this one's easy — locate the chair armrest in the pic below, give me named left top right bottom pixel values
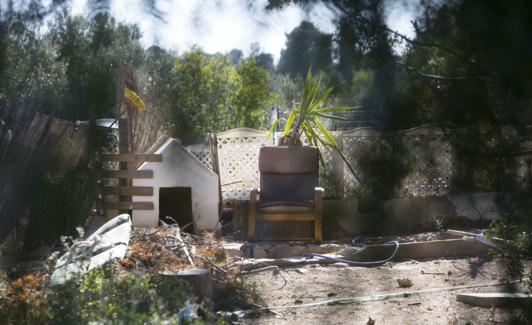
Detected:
left=249, top=188, right=260, bottom=202
left=314, top=187, right=323, bottom=202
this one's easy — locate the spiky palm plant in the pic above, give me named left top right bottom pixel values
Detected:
left=268, top=69, right=356, bottom=149
left=268, top=69, right=363, bottom=183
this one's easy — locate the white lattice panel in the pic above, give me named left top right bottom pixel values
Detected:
left=342, top=127, right=453, bottom=198
left=217, top=128, right=272, bottom=200
left=342, top=128, right=377, bottom=197
left=195, top=126, right=465, bottom=201
left=186, top=144, right=212, bottom=171
left=400, top=127, right=452, bottom=197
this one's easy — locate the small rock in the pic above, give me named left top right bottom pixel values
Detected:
left=295, top=268, right=308, bottom=274
left=294, top=299, right=303, bottom=304
left=367, top=317, right=375, bottom=325
left=332, top=262, right=349, bottom=268
left=447, top=270, right=452, bottom=276
left=397, top=278, right=413, bottom=288
left=240, top=243, right=254, bottom=258
left=269, top=245, right=304, bottom=258
left=223, top=243, right=244, bottom=257
left=253, top=246, right=268, bottom=259
left=327, top=292, right=337, bottom=297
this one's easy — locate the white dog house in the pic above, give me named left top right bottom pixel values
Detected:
left=132, top=138, right=219, bottom=233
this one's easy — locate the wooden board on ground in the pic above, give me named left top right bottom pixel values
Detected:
left=101, top=170, right=153, bottom=179
left=102, top=153, right=162, bottom=162
left=457, top=292, right=532, bottom=308
left=103, top=186, right=153, bottom=196
left=351, top=239, right=490, bottom=262
left=104, top=202, right=154, bottom=210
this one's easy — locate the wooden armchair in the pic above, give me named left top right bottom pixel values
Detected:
left=247, top=146, right=323, bottom=242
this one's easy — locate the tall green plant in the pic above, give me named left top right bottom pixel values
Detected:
left=268, top=69, right=357, bottom=148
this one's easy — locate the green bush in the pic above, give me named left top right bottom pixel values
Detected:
left=1, top=263, right=208, bottom=324
left=23, top=161, right=96, bottom=251
left=49, top=265, right=198, bottom=324
left=353, top=137, right=411, bottom=212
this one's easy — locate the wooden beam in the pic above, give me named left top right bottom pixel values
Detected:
left=101, top=170, right=153, bottom=179
left=254, top=237, right=316, bottom=241
left=256, top=214, right=316, bottom=221
left=457, top=292, right=532, bottom=308
left=102, top=153, right=162, bottom=162
left=104, top=202, right=153, bottom=210
left=103, top=186, right=153, bottom=196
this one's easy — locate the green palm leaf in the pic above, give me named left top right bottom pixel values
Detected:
left=313, top=117, right=339, bottom=149
left=284, top=111, right=296, bottom=135
left=266, top=117, right=280, bottom=140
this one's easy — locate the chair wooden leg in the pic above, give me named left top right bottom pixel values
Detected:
left=248, top=189, right=258, bottom=241
left=315, top=213, right=322, bottom=242
left=314, top=189, right=322, bottom=242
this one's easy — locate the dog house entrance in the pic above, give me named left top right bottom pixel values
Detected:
left=159, top=187, right=193, bottom=230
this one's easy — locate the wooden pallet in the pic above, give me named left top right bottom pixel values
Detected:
left=99, top=153, right=161, bottom=212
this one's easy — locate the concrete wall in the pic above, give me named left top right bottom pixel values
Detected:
left=132, top=138, right=220, bottom=232
left=382, top=193, right=503, bottom=223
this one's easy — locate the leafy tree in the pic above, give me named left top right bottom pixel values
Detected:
left=228, top=48, right=243, bottom=65
left=234, top=57, right=275, bottom=129
left=277, top=21, right=333, bottom=77
left=166, top=48, right=274, bottom=143
left=167, top=47, right=238, bottom=142
left=255, top=52, right=274, bottom=71
left=334, top=17, right=362, bottom=82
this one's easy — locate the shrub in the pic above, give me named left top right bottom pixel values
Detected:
left=353, top=137, right=411, bottom=211
left=0, top=263, right=207, bottom=324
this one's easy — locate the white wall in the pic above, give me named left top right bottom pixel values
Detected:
left=132, top=138, right=220, bottom=232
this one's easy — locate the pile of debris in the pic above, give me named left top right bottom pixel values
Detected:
left=49, top=214, right=236, bottom=287
left=122, top=221, right=228, bottom=275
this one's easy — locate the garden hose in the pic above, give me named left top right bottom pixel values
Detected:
left=304, top=240, right=400, bottom=266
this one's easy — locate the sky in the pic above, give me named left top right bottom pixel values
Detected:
left=38, top=0, right=421, bottom=61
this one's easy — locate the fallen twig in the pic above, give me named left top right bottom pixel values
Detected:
left=239, top=266, right=279, bottom=276
left=167, top=232, right=195, bottom=266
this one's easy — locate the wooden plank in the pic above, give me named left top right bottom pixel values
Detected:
left=101, top=170, right=153, bottom=179
left=256, top=214, right=316, bottom=221
left=457, top=292, right=532, bottom=308
left=103, top=186, right=153, bottom=196
left=254, top=237, right=315, bottom=241
left=101, top=153, right=162, bottom=162
left=104, top=202, right=153, bottom=210
left=350, top=239, right=490, bottom=262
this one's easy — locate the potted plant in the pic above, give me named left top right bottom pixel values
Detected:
left=268, top=70, right=353, bottom=148
left=267, top=70, right=361, bottom=183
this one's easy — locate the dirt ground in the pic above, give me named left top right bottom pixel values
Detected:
left=241, top=257, right=531, bottom=324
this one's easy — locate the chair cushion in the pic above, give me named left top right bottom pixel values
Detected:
left=260, top=173, right=318, bottom=201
